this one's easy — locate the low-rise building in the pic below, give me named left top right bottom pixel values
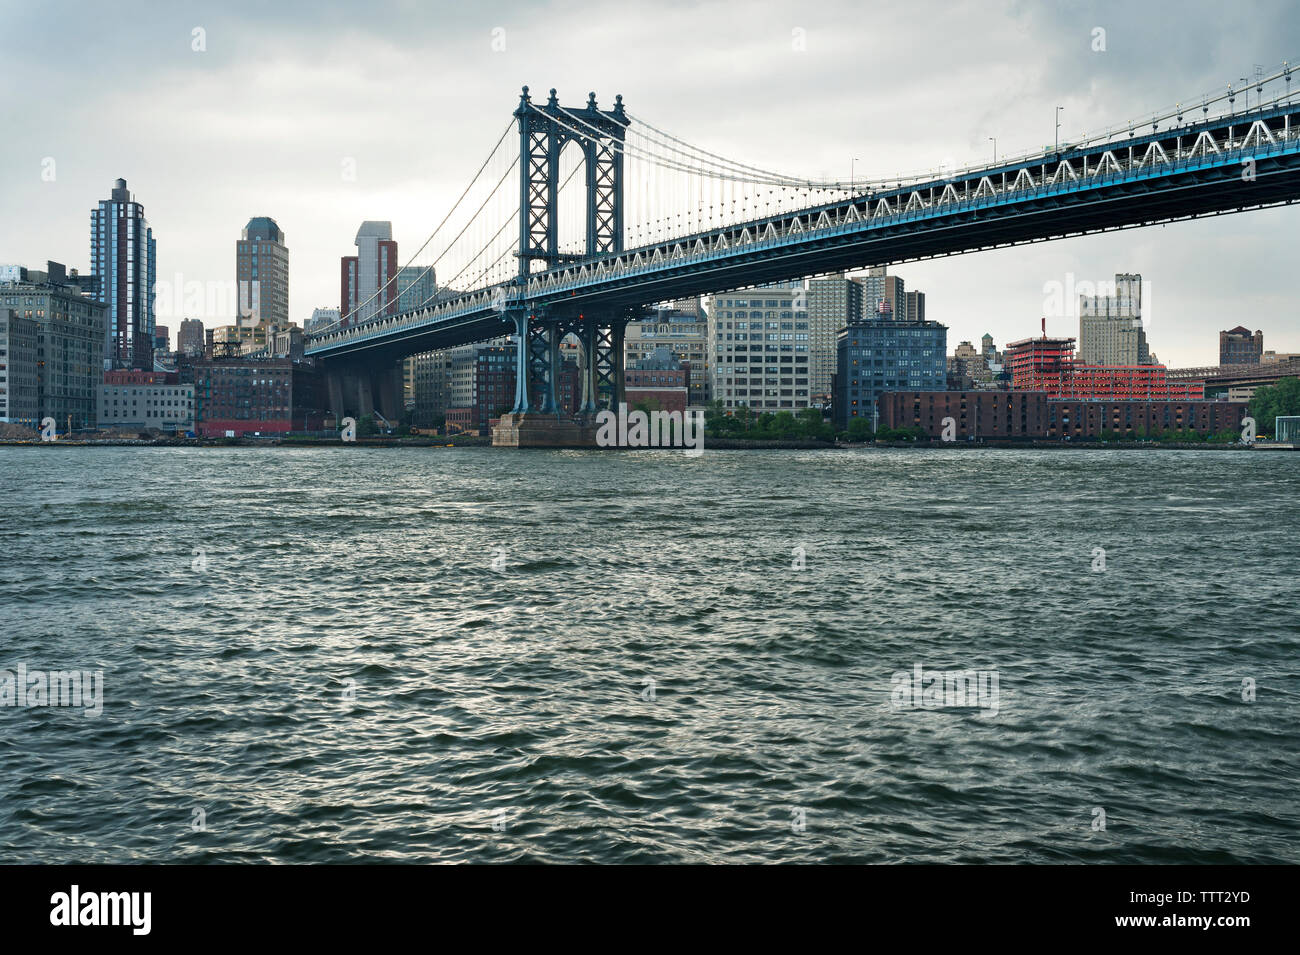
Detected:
left=100, top=369, right=194, bottom=432
left=627, top=303, right=710, bottom=406
left=1005, top=332, right=1201, bottom=400
left=193, top=357, right=325, bottom=436
left=626, top=347, right=689, bottom=416
left=880, top=390, right=1247, bottom=440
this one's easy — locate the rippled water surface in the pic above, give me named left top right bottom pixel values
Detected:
left=1, top=446, right=1297, bottom=863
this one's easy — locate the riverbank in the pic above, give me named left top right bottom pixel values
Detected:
left=2, top=436, right=1288, bottom=450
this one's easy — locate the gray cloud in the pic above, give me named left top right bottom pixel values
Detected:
left=1, top=0, right=1296, bottom=364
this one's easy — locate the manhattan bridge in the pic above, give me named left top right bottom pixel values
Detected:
left=306, top=64, right=1300, bottom=437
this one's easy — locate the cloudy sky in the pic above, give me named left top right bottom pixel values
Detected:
left=1, top=0, right=1297, bottom=366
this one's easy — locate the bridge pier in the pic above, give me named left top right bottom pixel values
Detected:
left=509, top=310, right=531, bottom=414
left=528, top=319, right=561, bottom=415
left=579, top=321, right=599, bottom=413
left=592, top=316, right=627, bottom=410
left=376, top=365, right=404, bottom=423
left=356, top=373, right=375, bottom=419
left=327, top=373, right=345, bottom=424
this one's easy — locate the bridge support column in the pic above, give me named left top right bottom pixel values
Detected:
left=327, top=371, right=346, bottom=422
left=542, top=322, right=562, bottom=415
left=579, top=321, right=599, bottom=413
left=609, top=321, right=626, bottom=410
left=509, top=310, right=531, bottom=414
left=357, top=373, right=375, bottom=419
left=594, top=316, right=628, bottom=410
left=377, top=365, right=403, bottom=422
left=527, top=312, right=560, bottom=414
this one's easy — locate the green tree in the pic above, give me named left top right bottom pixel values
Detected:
left=770, top=410, right=797, bottom=439
left=631, top=397, right=663, bottom=415
left=845, top=416, right=873, bottom=441
left=1249, top=377, right=1300, bottom=437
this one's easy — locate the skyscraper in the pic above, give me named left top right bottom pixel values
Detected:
left=90, top=178, right=156, bottom=370
left=855, top=266, right=904, bottom=318
left=236, top=216, right=289, bottom=328
left=341, top=221, right=398, bottom=325
left=1078, top=273, right=1149, bottom=366
left=807, top=275, right=863, bottom=400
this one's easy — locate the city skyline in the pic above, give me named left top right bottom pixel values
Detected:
left=2, top=0, right=1298, bottom=367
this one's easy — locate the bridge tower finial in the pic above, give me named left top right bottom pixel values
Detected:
left=516, top=84, right=626, bottom=280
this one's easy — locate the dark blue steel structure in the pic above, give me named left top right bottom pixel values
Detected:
left=309, top=83, right=1300, bottom=423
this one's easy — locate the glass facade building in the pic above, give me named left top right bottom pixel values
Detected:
left=90, top=179, right=156, bottom=370
left=836, top=310, right=948, bottom=428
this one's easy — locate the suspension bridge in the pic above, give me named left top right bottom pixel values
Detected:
left=306, top=65, right=1300, bottom=443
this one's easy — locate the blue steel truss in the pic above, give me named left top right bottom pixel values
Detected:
left=308, top=95, right=1300, bottom=419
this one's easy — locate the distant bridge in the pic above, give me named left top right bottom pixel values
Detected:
left=306, top=66, right=1300, bottom=423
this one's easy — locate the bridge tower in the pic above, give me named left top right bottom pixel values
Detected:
left=508, top=87, right=630, bottom=417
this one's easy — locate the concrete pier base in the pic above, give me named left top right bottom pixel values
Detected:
left=492, top=413, right=599, bottom=448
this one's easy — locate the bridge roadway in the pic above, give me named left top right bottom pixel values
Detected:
left=309, top=100, right=1300, bottom=370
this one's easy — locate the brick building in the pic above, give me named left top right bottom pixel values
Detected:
left=880, top=391, right=1246, bottom=440
left=193, top=357, right=325, bottom=436
left=1005, top=332, right=1202, bottom=400
left=1219, top=326, right=1264, bottom=365
left=626, top=347, right=689, bottom=416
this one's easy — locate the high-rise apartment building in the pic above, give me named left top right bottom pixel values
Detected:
left=855, top=266, right=905, bottom=318
left=1078, top=273, right=1149, bottom=366
left=708, top=286, right=813, bottom=411
left=904, top=290, right=926, bottom=324
left=341, top=222, right=398, bottom=326
left=236, top=217, right=289, bottom=328
left=395, top=266, right=436, bottom=313
left=807, top=275, right=863, bottom=400
left=1219, top=326, right=1263, bottom=365
left=90, top=179, right=156, bottom=370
